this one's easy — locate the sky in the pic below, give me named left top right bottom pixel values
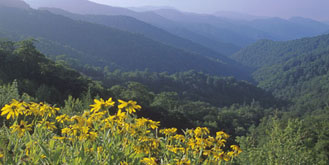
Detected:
left=90, top=0, right=329, bottom=21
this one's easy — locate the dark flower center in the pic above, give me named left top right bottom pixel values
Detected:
left=20, top=124, right=25, bottom=129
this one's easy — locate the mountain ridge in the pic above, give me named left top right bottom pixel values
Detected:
left=0, top=6, right=252, bottom=80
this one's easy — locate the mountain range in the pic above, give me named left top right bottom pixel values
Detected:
left=24, top=0, right=329, bottom=53
left=39, top=7, right=239, bottom=58
left=2, top=0, right=329, bottom=84
left=0, top=3, right=251, bottom=80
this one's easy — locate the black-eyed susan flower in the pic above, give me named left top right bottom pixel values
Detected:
left=1, top=99, right=24, bottom=120
left=194, top=127, right=210, bottom=137
left=118, top=100, right=141, bottom=114
left=90, top=99, right=106, bottom=113
left=10, top=120, right=32, bottom=137
left=216, top=131, right=230, bottom=139
left=230, top=145, right=242, bottom=155
left=38, top=119, right=57, bottom=131
left=160, top=128, right=177, bottom=135
left=56, top=114, right=70, bottom=124
left=90, top=98, right=115, bottom=113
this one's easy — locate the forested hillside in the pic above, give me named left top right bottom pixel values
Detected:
left=233, top=34, right=329, bottom=109
left=232, top=34, right=329, bottom=68
left=40, top=7, right=240, bottom=57
left=26, top=0, right=329, bottom=55
left=0, top=6, right=251, bottom=80
left=0, top=40, right=93, bottom=103
left=0, top=39, right=283, bottom=138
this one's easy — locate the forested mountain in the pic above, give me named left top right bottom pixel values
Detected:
left=0, top=39, right=281, bottom=134
left=232, top=34, right=329, bottom=68
left=26, top=0, right=242, bottom=55
left=96, top=70, right=280, bottom=108
left=153, top=9, right=329, bottom=44
left=26, top=0, right=329, bottom=55
left=0, top=40, right=93, bottom=103
left=233, top=34, right=329, bottom=108
left=0, top=6, right=251, bottom=80
left=151, top=9, right=272, bottom=47
left=246, top=17, right=329, bottom=41
left=39, top=7, right=239, bottom=57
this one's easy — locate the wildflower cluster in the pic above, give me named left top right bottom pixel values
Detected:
left=0, top=98, right=241, bottom=164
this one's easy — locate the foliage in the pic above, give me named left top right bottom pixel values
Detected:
left=0, top=40, right=94, bottom=104
left=0, top=98, right=241, bottom=164
left=233, top=34, right=329, bottom=109
left=236, top=113, right=329, bottom=164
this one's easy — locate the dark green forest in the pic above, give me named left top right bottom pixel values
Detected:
left=1, top=37, right=328, bottom=164
left=0, top=1, right=329, bottom=164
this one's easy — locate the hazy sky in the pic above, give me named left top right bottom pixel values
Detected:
left=90, top=0, right=329, bottom=21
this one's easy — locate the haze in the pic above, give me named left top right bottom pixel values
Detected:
left=88, top=0, right=329, bottom=21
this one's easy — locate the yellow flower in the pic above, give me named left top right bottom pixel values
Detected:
left=203, top=150, right=211, bottom=156
left=173, top=134, right=185, bottom=142
left=62, top=127, right=73, bottom=135
left=118, top=100, right=141, bottom=114
left=90, top=98, right=105, bottom=113
left=116, top=109, right=127, bottom=120
left=97, top=146, right=103, bottom=153
left=174, top=158, right=191, bottom=165
left=216, top=131, right=230, bottom=139
left=90, top=98, right=115, bottom=113
left=53, top=136, right=66, bottom=140
left=1, top=99, right=24, bottom=120
left=41, top=154, right=47, bottom=159
left=120, top=161, right=128, bottom=165
left=39, top=103, right=59, bottom=117
left=168, top=146, right=185, bottom=154
left=160, top=128, right=177, bottom=135
left=140, top=157, right=157, bottom=165
left=88, top=131, right=98, bottom=141
left=187, top=139, right=196, bottom=150
left=194, top=127, right=210, bottom=137
left=147, top=120, right=160, bottom=130
left=38, top=119, right=57, bottom=131
left=230, top=145, right=242, bottom=155
left=10, top=120, right=32, bottom=137
left=105, top=97, right=115, bottom=107
left=23, top=102, right=39, bottom=116
left=56, top=114, right=70, bottom=124
left=89, top=111, right=107, bottom=121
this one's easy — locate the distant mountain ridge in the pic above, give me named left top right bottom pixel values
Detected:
left=39, top=7, right=240, bottom=57
left=24, top=0, right=329, bottom=51
left=0, top=0, right=30, bottom=9
left=0, top=6, right=252, bottom=80
left=246, top=17, right=329, bottom=41
left=213, top=11, right=267, bottom=21
left=24, top=0, right=244, bottom=54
